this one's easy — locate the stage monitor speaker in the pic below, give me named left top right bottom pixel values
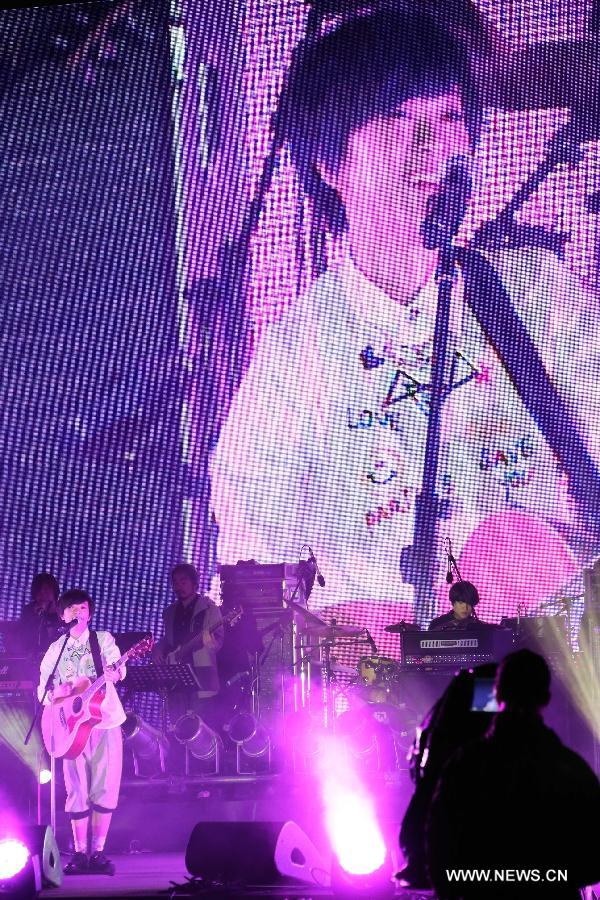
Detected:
left=24, top=825, right=63, bottom=888
left=185, top=820, right=329, bottom=886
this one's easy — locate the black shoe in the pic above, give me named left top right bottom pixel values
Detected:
left=88, top=851, right=115, bottom=876
left=64, top=851, right=89, bottom=874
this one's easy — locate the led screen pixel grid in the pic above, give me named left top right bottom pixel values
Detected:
left=0, top=0, right=182, bottom=638
left=0, top=0, right=599, bottom=668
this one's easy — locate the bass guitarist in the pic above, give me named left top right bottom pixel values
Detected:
left=37, top=588, right=126, bottom=876
left=153, top=563, right=224, bottom=730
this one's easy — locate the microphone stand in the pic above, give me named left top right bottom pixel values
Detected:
left=405, top=117, right=590, bottom=626
left=472, top=119, right=586, bottom=253
left=449, top=552, right=463, bottom=583
left=24, top=629, right=71, bottom=838
left=402, top=161, right=471, bottom=626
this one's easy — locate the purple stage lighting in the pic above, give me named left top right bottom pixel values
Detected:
left=0, top=838, right=30, bottom=881
left=317, top=736, right=387, bottom=878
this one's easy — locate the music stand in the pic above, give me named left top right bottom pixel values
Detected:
left=124, top=664, right=200, bottom=732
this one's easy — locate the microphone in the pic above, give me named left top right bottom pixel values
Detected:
left=307, top=545, right=325, bottom=588
left=421, top=154, right=472, bottom=250
left=55, top=619, right=79, bottom=634
left=445, top=538, right=454, bottom=585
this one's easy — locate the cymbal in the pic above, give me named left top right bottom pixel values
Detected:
left=384, top=621, right=409, bottom=634
left=306, top=622, right=364, bottom=639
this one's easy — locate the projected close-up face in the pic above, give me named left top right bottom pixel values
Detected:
left=327, top=89, right=472, bottom=238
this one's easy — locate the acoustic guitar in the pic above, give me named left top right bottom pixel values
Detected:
left=41, top=635, right=153, bottom=759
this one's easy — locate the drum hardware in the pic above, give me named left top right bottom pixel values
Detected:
left=385, top=620, right=410, bottom=634
left=305, top=622, right=364, bottom=639
left=329, top=657, right=357, bottom=676
left=357, top=655, right=400, bottom=685
left=312, top=628, right=381, bottom=729
left=336, top=701, right=415, bottom=772
left=349, top=654, right=403, bottom=709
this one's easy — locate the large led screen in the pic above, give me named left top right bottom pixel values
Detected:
left=1, top=0, right=600, bottom=666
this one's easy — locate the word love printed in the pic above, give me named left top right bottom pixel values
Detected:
left=347, top=407, right=403, bottom=433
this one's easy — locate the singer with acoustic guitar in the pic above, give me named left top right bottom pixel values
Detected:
left=153, top=563, right=224, bottom=731
left=38, top=588, right=126, bottom=876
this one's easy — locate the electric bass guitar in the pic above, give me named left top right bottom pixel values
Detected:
left=41, top=635, right=154, bottom=759
left=165, top=606, right=242, bottom=664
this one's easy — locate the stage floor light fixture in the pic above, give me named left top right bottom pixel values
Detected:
left=122, top=712, right=168, bottom=777
left=0, top=837, right=40, bottom=898
left=174, top=713, right=222, bottom=774
left=225, top=712, right=271, bottom=773
left=0, top=840, right=29, bottom=882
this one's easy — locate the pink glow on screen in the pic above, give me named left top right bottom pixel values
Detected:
left=435, top=510, right=579, bottom=618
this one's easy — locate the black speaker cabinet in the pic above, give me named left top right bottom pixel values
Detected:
left=185, top=820, right=329, bottom=887
left=185, top=821, right=283, bottom=884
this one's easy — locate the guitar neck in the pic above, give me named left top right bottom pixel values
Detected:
left=174, top=610, right=231, bottom=658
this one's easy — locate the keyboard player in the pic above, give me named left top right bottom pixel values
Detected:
left=428, top=581, right=494, bottom=632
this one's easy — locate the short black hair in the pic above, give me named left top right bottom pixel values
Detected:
left=31, top=572, right=60, bottom=600
left=59, top=588, right=95, bottom=618
left=449, top=580, right=480, bottom=607
left=171, top=563, right=199, bottom=587
left=495, top=649, right=551, bottom=711
left=280, top=7, right=483, bottom=234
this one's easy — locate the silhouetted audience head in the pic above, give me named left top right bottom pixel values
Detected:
left=495, top=648, right=551, bottom=712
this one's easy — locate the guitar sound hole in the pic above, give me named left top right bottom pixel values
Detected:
left=72, top=697, right=82, bottom=715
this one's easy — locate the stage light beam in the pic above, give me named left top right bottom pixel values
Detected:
left=316, top=735, right=387, bottom=878
left=0, top=838, right=29, bottom=881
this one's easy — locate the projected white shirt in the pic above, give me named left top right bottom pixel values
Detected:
left=209, top=251, right=600, bottom=619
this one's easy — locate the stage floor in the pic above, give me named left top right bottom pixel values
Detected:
left=40, top=852, right=188, bottom=898
left=38, top=850, right=431, bottom=898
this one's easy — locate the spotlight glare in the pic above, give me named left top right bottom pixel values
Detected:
left=39, top=769, right=52, bottom=785
left=0, top=838, right=29, bottom=880
left=328, top=791, right=387, bottom=876
left=317, top=736, right=387, bottom=878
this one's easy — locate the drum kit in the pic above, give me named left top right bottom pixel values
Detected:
left=292, top=603, right=409, bottom=731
